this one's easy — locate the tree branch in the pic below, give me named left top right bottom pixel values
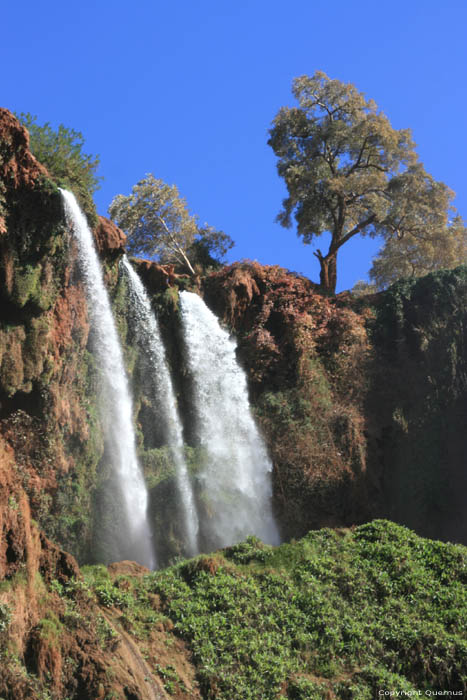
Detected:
left=313, top=248, right=324, bottom=262
left=334, top=214, right=377, bottom=251
left=345, top=137, right=369, bottom=176
left=157, top=215, right=195, bottom=274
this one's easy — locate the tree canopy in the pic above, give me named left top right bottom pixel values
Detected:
left=268, top=72, right=454, bottom=293
left=108, top=174, right=233, bottom=274
left=369, top=215, right=467, bottom=289
left=17, top=112, right=102, bottom=222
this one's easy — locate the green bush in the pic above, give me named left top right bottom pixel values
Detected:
left=16, top=112, right=102, bottom=224
left=144, top=520, right=466, bottom=699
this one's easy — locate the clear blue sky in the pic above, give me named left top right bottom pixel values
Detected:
left=4, top=1, right=467, bottom=291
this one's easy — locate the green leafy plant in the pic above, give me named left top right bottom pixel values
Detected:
left=16, top=112, right=101, bottom=224
left=144, top=521, right=466, bottom=699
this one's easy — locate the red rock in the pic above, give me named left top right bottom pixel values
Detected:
left=135, top=258, right=188, bottom=291
left=0, top=108, right=48, bottom=188
left=93, top=216, right=126, bottom=257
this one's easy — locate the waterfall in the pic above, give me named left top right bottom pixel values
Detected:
left=60, top=190, right=154, bottom=568
left=179, top=291, right=280, bottom=550
left=121, top=257, right=199, bottom=556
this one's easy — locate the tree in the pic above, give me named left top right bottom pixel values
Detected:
left=16, top=112, right=102, bottom=221
left=351, top=279, right=377, bottom=297
left=369, top=215, right=467, bottom=289
left=109, top=174, right=233, bottom=274
left=187, top=224, right=234, bottom=270
left=268, top=72, right=453, bottom=293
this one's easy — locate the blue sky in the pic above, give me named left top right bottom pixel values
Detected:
left=4, top=1, right=467, bottom=291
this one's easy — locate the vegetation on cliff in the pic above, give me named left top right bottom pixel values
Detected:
left=16, top=113, right=101, bottom=225
left=1, top=520, right=464, bottom=699
left=149, top=521, right=466, bottom=698
left=367, top=265, right=467, bottom=543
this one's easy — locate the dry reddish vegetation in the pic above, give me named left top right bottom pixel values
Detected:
left=203, top=262, right=376, bottom=538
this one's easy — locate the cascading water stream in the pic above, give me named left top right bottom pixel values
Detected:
left=179, top=291, right=280, bottom=550
left=121, top=257, right=199, bottom=556
left=60, top=190, right=154, bottom=568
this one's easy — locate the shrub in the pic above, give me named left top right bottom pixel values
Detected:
left=16, top=112, right=102, bottom=224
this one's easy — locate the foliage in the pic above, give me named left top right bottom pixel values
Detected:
left=155, top=663, right=188, bottom=695
left=37, top=612, right=63, bottom=648
left=0, top=603, right=12, bottom=634
left=268, top=71, right=454, bottom=293
left=3, top=520, right=464, bottom=698
left=140, top=520, right=467, bottom=699
left=187, top=224, right=234, bottom=270
left=81, top=565, right=165, bottom=641
left=370, top=214, right=467, bottom=289
left=109, top=174, right=233, bottom=274
left=16, top=112, right=101, bottom=223
left=366, top=266, right=467, bottom=539
left=351, top=279, right=378, bottom=297
left=223, top=535, right=274, bottom=565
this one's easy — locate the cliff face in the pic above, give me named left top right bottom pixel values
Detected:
left=1, top=107, right=467, bottom=697
left=366, top=269, right=467, bottom=543
left=0, top=109, right=185, bottom=700
left=2, top=106, right=466, bottom=552
left=125, top=242, right=467, bottom=553
left=202, top=263, right=374, bottom=539
left=200, top=262, right=467, bottom=546
left=0, top=107, right=103, bottom=564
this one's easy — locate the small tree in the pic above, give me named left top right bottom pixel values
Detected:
left=370, top=215, right=467, bottom=289
left=109, top=174, right=233, bottom=274
left=17, top=112, right=102, bottom=221
left=187, top=224, right=234, bottom=270
left=268, top=72, right=453, bottom=293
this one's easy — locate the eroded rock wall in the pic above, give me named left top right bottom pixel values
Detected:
left=202, top=262, right=375, bottom=539
left=0, top=110, right=131, bottom=563
left=366, top=268, right=467, bottom=544
left=201, top=262, right=467, bottom=546
left=0, top=109, right=177, bottom=700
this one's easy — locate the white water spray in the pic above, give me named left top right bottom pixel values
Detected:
left=179, top=291, right=280, bottom=549
left=61, top=190, right=154, bottom=568
left=121, top=257, right=199, bottom=556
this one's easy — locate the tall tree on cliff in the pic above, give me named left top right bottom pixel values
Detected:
left=268, top=72, right=453, bottom=293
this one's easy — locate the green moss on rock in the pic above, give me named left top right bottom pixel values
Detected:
left=366, top=265, right=467, bottom=543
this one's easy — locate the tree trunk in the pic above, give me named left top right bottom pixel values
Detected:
left=318, top=253, right=337, bottom=294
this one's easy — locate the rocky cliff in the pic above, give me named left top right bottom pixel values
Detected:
left=201, top=262, right=467, bottom=547
left=0, top=108, right=466, bottom=697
